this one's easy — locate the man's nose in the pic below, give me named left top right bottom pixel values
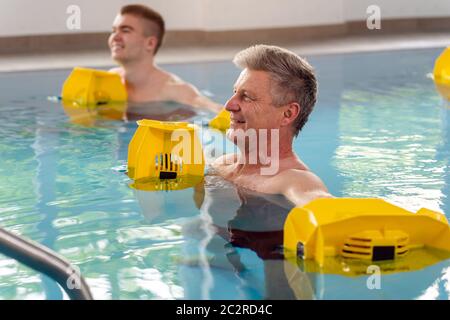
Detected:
left=111, top=32, right=121, bottom=42
left=225, top=95, right=240, bottom=112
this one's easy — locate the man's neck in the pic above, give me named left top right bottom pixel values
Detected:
left=120, top=58, right=158, bottom=88
left=233, top=127, right=292, bottom=167
left=235, top=138, right=297, bottom=176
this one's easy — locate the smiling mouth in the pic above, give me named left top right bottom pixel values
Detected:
left=111, top=44, right=124, bottom=50
left=232, top=119, right=246, bottom=124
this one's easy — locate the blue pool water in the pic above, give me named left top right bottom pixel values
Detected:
left=0, top=47, right=449, bottom=299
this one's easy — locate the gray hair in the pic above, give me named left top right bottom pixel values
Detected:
left=233, top=45, right=317, bottom=136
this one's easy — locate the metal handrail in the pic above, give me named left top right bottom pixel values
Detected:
left=0, top=227, right=93, bottom=300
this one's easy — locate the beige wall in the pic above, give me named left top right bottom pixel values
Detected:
left=343, top=0, right=450, bottom=20
left=201, top=0, right=344, bottom=30
left=0, top=0, right=202, bottom=36
left=0, top=0, right=449, bottom=37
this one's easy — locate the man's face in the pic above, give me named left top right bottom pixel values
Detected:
left=109, top=14, right=153, bottom=63
left=225, top=69, right=285, bottom=143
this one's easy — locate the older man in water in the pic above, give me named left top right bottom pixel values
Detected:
left=108, top=4, right=222, bottom=114
left=212, top=45, right=332, bottom=207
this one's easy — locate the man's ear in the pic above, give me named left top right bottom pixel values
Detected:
left=146, top=36, right=158, bottom=53
left=281, top=102, right=300, bottom=127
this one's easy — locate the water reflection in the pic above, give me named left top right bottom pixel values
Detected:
left=126, top=101, right=198, bottom=122
left=173, top=171, right=308, bottom=299
left=1, top=49, right=450, bottom=299
left=334, top=73, right=448, bottom=214
left=61, top=100, right=201, bottom=127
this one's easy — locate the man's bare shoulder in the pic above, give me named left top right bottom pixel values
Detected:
left=271, top=168, right=329, bottom=193
left=158, top=71, right=221, bottom=112
left=160, top=71, right=198, bottom=92
left=164, top=71, right=183, bottom=83
left=270, top=169, right=332, bottom=206
left=163, top=75, right=219, bottom=111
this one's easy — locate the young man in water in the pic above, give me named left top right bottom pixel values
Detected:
left=108, top=4, right=222, bottom=113
left=212, top=45, right=332, bottom=207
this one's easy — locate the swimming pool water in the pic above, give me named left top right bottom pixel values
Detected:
left=0, top=47, right=449, bottom=299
